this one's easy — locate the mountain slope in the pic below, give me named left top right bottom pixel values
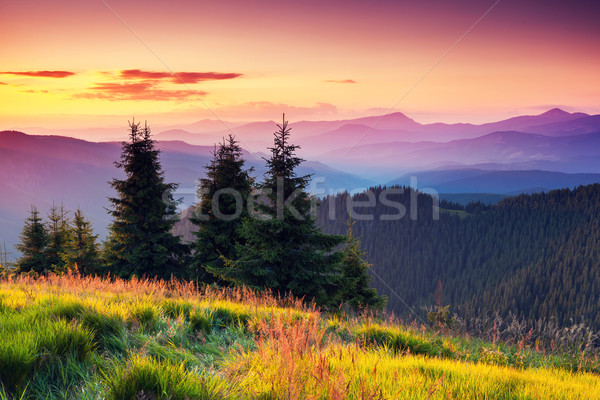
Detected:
left=318, top=184, right=600, bottom=330
left=2, top=274, right=598, bottom=399
left=0, top=131, right=374, bottom=257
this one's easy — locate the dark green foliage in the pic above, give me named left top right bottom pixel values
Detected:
left=339, top=221, right=386, bottom=311
left=104, top=120, right=186, bottom=279
left=318, top=184, right=600, bottom=330
left=61, top=208, right=100, bottom=275
left=45, top=202, right=71, bottom=274
left=16, top=205, right=50, bottom=274
left=16, top=205, right=100, bottom=276
left=221, top=116, right=344, bottom=307
left=190, top=135, right=254, bottom=283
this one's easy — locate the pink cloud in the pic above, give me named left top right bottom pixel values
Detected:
left=325, top=79, right=357, bottom=84
left=74, top=81, right=207, bottom=101
left=1, top=71, right=75, bottom=78
left=119, top=69, right=242, bottom=84
left=172, top=72, right=242, bottom=84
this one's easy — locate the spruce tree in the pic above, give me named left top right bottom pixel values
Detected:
left=45, top=202, right=71, bottom=274
left=16, top=205, right=50, bottom=274
left=221, top=115, right=344, bottom=306
left=105, top=120, right=186, bottom=279
left=61, top=208, right=99, bottom=275
left=190, top=135, right=254, bottom=283
left=339, top=221, right=386, bottom=311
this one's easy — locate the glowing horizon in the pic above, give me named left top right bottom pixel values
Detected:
left=1, top=0, right=599, bottom=134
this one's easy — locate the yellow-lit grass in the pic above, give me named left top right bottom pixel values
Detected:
left=0, top=272, right=306, bottom=307
left=3, top=274, right=600, bottom=399
left=0, top=273, right=320, bottom=360
left=226, top=313, right=600, bottom=400
left=0, top=273, right=318, bottom=331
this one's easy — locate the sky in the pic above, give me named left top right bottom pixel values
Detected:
left=0, top=0, right=599, bottom=134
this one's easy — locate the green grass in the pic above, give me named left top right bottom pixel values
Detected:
left=0, top=274, right=598, bottom=399
left=104, top=355, right=224, bottom=400
left=0, top=331, right=36, bottom=394
left=355, top=322, right=452, bottom=357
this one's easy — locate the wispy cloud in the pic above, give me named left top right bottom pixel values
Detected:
left=0, top=71, right=75, bottom=78
left=74, top=81, right=206, bottom=101
left=72, top=68, right=241, bottom=101
left=22, top=89, right=49, bottom=94
left=0, top=82, right=7, bottom=85
left=324, top=79, right=357, bottom=84
left=119, top=69, right=242, bottom=84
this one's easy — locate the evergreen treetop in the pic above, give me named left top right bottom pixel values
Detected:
left=16, top=205, right=50, bottom=274
left=61, top=208, right=99, bottom=275
left=105, top=120, right=186, bottom=279
left=220, top=115, right=345, bottom=307
left=45, top=202, right=71, bottom=274
left=190, top=134, right=254, bottom=282
left=339, top=220, right=386, bottom=311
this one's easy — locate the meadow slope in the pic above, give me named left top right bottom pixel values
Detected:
left=0, top=274, right=598, bottom=399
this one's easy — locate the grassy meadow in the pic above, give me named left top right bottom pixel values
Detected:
left=0, top=273, right=598, bottom=399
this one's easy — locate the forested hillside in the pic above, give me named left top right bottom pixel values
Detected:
left=318, top=184, right=600, bottom=330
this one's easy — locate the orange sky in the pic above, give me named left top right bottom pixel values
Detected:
left=1, top=0, right=599, bottom=134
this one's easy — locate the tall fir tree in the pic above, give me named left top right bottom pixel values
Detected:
left=221, top=115, right=344, bottom=306
left=190, top=135, right=254, bottom=283
left=60, top=208, right=99, bottom=275
left=45, top=202, right=71, bottom=274
left=16, top=205, right=50, bottom=274
left=104, top=120, right=186, bottom=279
left=339, top=220, right=386, bottom=311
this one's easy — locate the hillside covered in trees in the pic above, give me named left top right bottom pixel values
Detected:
left=318, top=184, right=600, bottom=330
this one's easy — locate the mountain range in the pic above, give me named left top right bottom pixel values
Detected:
left=2, top=107, right=600, bottom=259
left=150, top=108, right=600, bottom=181
left=0, top=131, right=374, bottom=257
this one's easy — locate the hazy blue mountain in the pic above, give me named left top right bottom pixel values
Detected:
left=388, top=169, right=600, bottom=194
left=322, top=130, right=600, bottom=180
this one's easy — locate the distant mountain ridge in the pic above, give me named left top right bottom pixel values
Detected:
left=0, top=130, right=375, bottom=259
left=321, top=129, right=600, bottom=180
left=388, top=169, right=600, bottom=194
left=2, top=108, right=600, bottom=258
left=154, top=108, right=594, bottom=155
